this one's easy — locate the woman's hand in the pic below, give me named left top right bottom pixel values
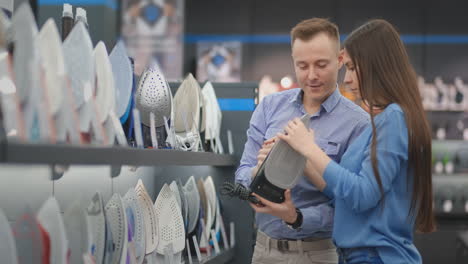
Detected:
left=276, top=118, right=316, bottom=158
left=277, top=118, right=331, bottom=190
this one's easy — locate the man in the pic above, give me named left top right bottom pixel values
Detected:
left=235, top=18, right=369, bottom=264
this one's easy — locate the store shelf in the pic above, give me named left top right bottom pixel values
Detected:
left=432, top=139, right=468, bottom=143
left=169, top=81, right=258, bottom=93
left=436, top=212, right=468, bottom=219
left=433, top=174, right=468, bottom=185
left=199, top=248, right=235, bottom=264
left=426, top=109, right=465, bottom=113
left=433, top=173, right=468, bottom=177
left=433, top=140, right=468, bottom=150
left=0, top=141, right=237, bottom=166
left=435, top=213, right=468, bottom=226
left=433, top=140, right=468, bottom=155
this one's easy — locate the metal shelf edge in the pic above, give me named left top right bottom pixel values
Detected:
left=1, top=142, right=237, bottom=167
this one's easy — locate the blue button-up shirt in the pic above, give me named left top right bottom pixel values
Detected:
left=235, top=87, right=369, bottom=240
left=323, top=104, right=422, bottom=263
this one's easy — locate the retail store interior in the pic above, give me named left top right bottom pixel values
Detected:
left=0, top=0, right=467, bottom=263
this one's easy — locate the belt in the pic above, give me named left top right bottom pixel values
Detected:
left=256, top=231, right=335, bottom=252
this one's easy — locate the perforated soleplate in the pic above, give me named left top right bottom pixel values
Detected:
left=105, top=193, right=128, bottom=264
left=64, top=201, right=90, bottom=264
left=36, top=197, right=68, bottom=264
left=0, top=209, right=18, bottom=264
left=123, top=188, right=146, bottom=264
left=135, top=60, right=172, bottom=127
left=135, top=179, right=158, bottom=254
left=11, top=3, right=38, bottom=104
left=154, top=184, right=185, bottom=254
left=86, top=192, right=106, bottom=264
left=184, top=176, right=200, bottom=234
left=109, top=40, right=133, bottom=119
left=265, top=114, right=311, bottom=189
left=94, top=41, right=115, bottom=123
left=63, top=22, right=95, bottom=109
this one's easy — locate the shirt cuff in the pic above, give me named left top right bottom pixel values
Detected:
left=236, top=167, right=254, bottom=187
left=323, top=160, right=342, bottom=198
left=245, top=167, right=254, bottom=186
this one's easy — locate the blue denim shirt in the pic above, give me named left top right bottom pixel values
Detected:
left=235, top=87, right=369, bottom=239
left=324, top=104, right=422, bottom=263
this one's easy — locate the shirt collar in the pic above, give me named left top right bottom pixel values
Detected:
left=290, top=84, right=342, bottom=113
left=289, top=89, right=304, bottom=104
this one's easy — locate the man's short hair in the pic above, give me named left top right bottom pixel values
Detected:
left=290, top=18, right=340, bottom=50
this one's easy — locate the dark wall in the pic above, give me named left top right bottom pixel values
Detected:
left=33, top=0, right=468, bottom=84
left=185, top=0, right=468, bottom=84
left=37, top=5, right=118, bottom=49
left=32, top=0, right=468, bottom=84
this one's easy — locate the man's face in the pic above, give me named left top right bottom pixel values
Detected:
left=292, top=33, right=342, bottom=104
left=342, top=49, right=360, bottom=99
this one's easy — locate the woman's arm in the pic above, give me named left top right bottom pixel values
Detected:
left=278, top=111, right=408, bottom=212
left=276, top=118, right=331, bottom=190
left=302, top=145, right=331, bottom=191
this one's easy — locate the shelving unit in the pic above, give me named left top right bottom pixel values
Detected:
left=0, top=140, right=238, bottom=264
left=433, top=139, right=468, bottom=148
left=426, top=110, right=466, bottom=113
left=0, top=141, right=237, bottom=167
left=432, top=174, right=468, bottom=180
left=427, top=110, right=468, bottom=140
left=436, top=212, right=468, bottom=221
left=0, top=81, right=246, bottom=263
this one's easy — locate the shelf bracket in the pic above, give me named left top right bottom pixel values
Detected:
left=50, top=164, right=68, bottom=181
left=110, top=165, right=122, bottom=178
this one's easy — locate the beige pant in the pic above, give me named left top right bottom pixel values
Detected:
left=251, top=237, right=338, bottom=264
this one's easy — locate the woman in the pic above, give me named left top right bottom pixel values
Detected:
left=276, top=19, right=436, bottom=263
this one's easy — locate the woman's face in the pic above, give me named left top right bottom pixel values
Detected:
left=343, top=49, right=383, bottom=114
left=342, top=49, right=360, bottom=99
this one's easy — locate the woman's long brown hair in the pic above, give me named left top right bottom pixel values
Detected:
left=344, top=19, right=436, bottom=233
